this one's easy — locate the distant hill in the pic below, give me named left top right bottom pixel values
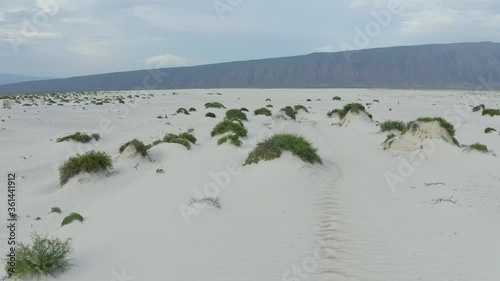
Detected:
left=0, top=42, right=499, bottom=94
left=0, top=73, right=55, bottom=86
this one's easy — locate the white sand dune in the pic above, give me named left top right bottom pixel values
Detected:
left=0, top=89, right=499, bottom=281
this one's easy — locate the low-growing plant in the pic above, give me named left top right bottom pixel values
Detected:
left=485, top=127, right=497, bottom=134
left=482, top=109, right=500, bottom=117
left=189, top=197, right=221, bottom=209
left=468, top=143, right=489, bottom=152
left=163, top=132, right=197, bottom=149
left=332, top=96, right=341, bottom=101
left=266, top=104, right=273, bottom=108
left=57, top=132, right=99, bottom=143
left=254, top=108, right=272, bottom=116
left=176, top=108, right=189, bottom=115
left=206, top=112, right=216, bottom=118
left=280, top=106, right=297, bottom=120
left=189, top=107, right=197, bottom=112
left=59, top=150, right=113, bottom=186
left=380, top=120, right=406, bottom=132
left=119, top=139, right=149, bottom=157
left=244, top=134, right=321, bottom=165
left=5, top=233, right=73, bottom=279
left=205, top=102, right=225, bottom=109
left=294, top=104, right=308, bottom=113
left=61, top=213, right=84, bottom=227
left=178, top=132, right=197, bottom=144
left=217, top=134, right=242, bottom=147
left=240, top=107, right=249, bottom=112
left=327, top=109, right=340, bottom=118
left=415, top=117, right=456, bottom=136
left=225, top=109, right=248, bottom=121
left=472, top=104, right=485, bottom=112
left=211, top=120, right=248, bottom=138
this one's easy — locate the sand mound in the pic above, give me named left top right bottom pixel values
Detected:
left=2, top=100, right=12, bottom=109
left=117, top=144, right=142, bottom=160
left=384, top=121, right=457, bottom=152
left=339, top=110, right=374, bottom=127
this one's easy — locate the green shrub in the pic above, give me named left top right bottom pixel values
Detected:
left=57, top=132, right=99, bottom=143
left=380, top=120, right=406, bottom=132
left=337, top=103, right=367, bottom=119
left=266, top=104, right=273, bottom=108
left=294, top=105, right=309, bottom=113
left=59, top=150, right=112, bottom=186
left=266, top=98, right=271, bottom=101
left=254, top=108, right=272, bottom=117
left=327, top=109, right=340, bottom=118
left=119, top=139, right=149, bottom=157
left=205, top=102, right=225, bottom=109
left=225, top=109, right=248, bottom=121
left=240, top=107, right=249, bottom=112
left=482, top=109, right=500, bottom=116
left=485, top=127, right=497, bottom=134
left=332, top=96, right=341, bottom=101
left=280, top=106, right=297, bottom=120
left=205, top=112, right=216, bottom=118
left=217, top=134, right=242, bottom=147
left=61, top=213, right=84, bottom=227
left=178, top=132, right=197, bottom=144
left=373, top=99, right=380, bottom=103
left=189, top=107, right=197, bottom=112
left=469, top=143, right=489, bottom=152
left=472, top=104, right=485, bottom=112
left=176, top=108, right=189, bottom=115
left=162, top=132, right=197, bottom=149
left=211, top=120, right=248, bottom=138
left=244, top=134, right=321, bottom=165
left=5, top=233, right=73, bottom=279
left=415, top=117, right=456, bottom=136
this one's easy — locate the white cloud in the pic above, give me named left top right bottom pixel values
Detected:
left=144, top=54, right=196, bottom=68
left=69, top=38, right=111, bottom=57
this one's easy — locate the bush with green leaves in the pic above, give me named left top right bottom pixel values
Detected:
left=205, top=112, right=216, bottom=118
left=482, top=109, right=500, bottom=117
left=225, top=109, right=248, bottom=121
left=240, top=107, right=249, bottom=112
left=332, top=96, right=341, bottom=101
left=266, top=104, right=273, bottom=108
left=294, top=105, right=308, bottom=113
left=162, top=132, right=197, bottom=149
left=380, top=120, right=406, bottom=132
left=468, top=143, right=489, bottom=152
left=205, top=102, right=225, bottom=109
left=472, top=104, right=485, bottom=112
left=211, top=120, right=248, bottom=138
left=61, top=213, right=84, bottom=227
left=334, top=103, right=370, bottom=119
left=415, top=117, right=456, bottom=137
left=217, top=134, right=242, bottom=147
left=280, top=106, right=297, bottom=120
left=176, top=108, right=189, bottom=115
left=485, top=127, right=497, bottom=134
left=119, top=139, right=149, bottom=157
left=5, top=233, right=73, bottom=279
left=254, top=108, right=272, bottom=117
left=189, top=107, right=197, bottom=112
left=59, top=150, right=112, bottom=186
left=244, top=134, right=321, bottom=165
left=57, top=132, right=100, bottom=143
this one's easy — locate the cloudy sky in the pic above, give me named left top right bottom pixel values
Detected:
left=1, top=0, right=499, bottom=78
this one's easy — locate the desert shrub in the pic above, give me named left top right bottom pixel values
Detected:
left=485, top=127, right=497, bottom=134
left=189, top=197, right=221, bottom=209
left=59, top=150, right=112, bottom=186
left=5, top=233, right=73, bottom=279
left=211, top=120, right=248, bottom=138
left=327, top=109, right=340, bottom=118
left=118, top=98, right=125, bottom=104
left=240, top=107, right=249, bottom=112
left=217, top=134, right=242, bottom=147
left=415, top=117, right=456, bottom=136
left=266, top=98, right=271, bottom=101
left=280, top=106, right=297, bottom=120
left=468, top=143, right=489, bottom=152
left=332, top=96, right=341, bottom=101
left=119, top=139, right=149, bottom=157
left=380, top=120, right=406, bottom=132
left=225, top=109, right=248, bottom=121
left=57, top=132, right=100, bottom=143
left=373, top=99, right=380, bottom=103
left=205, top=102, right=225, bottom=109
left=178, top=132, right=197, bottom=144
left=254, top=108, right=272, bottom=116
left=306, top=99, right=311, bottom=102
left=162, top=132, right=197, bottom=149
left=189, top=107, right=197, bottom=112
left=244, top=134, right=321, bottom=165
left=176, top=108, right=189, bottom=115
left=266, top=104, right=273, bottom=108
left=294, top=104, right=309, bottom=113
left=61, top=213, right=84, bottom=227
left=338, top=103, right=367, bottom=119
left=482, top=109, right=500, bottom=117
left=472, top=104, right=485, bottom=112
left=205, top=112, right=216, bottom=118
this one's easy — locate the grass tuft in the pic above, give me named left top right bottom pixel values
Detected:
left=217, top=134, right=242, bottom=147
left=415, top=117, right=456, bottom=136
left=485, top=127, right=497, bottom=134
left=61, top=213, right=84, bottom=227
left=57, top=132, right=100, bottom=143
left=225, top=109, right=248, bottom=121
left=482, top=108, right=500, bottom=117
left=119, top=139, right=149, bottom=157
left=468, top=143, right=489, bottom=152
left=205, top=102, right=225, bottom=109
left=211, top=120, right=248, bottom=138
left=205, top=112, right=216, bottom=118
left=380, top=120, right=406, bottom=132
left=244, top=134, right=321, bottom=165
left=176, top=108, right=189, bottom=115
left=59, top=151, right=112, bottom=186
left=254, top=108, right=272, bottom=116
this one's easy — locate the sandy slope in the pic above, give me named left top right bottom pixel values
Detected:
left=0, top=89, right=499, bottom=281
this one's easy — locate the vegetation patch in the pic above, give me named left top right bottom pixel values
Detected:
left=482, top=109, right=500, bottom=117
left=205, top=112, right=216, bottom=118
left=240, top=107, right=249, bottom=112
left=176, top=108, right=189, bottom=115
left=61, top=213, right=84, bottom=227
left=5, top=233, right=73, bottom=279
left=485, top=127, right=497, bottom=134
left=59, top=150, right=112, bottom=186
left=189, top=197, right=221, bottom=209
left=225, top=109, right=248, bottom=121
left=189, top=107, right=197, bottom=112
left=211, top=120, right=248, bottom=138
left=332, top=96, right=342, bottom=101
left=205, top=102, right=225, bottom=109
left=119, top=139, right=149, bottom=157
left=266, top=104, right=273, bottom=108
left=380, top=120, right=406, bottom=132
left=472, top=104, right=485, bottom=112
left=217, top=134, right=242, bottom=147
left=280, top=106, right=297, bottom=120
left=161, top=132, right=197, bottom=149
left=468, top=143, right=489, bottom=153
left=244, top=134, right=321, bottom=165
left=57, top=132, right=100, bottom=143
left=254, top=108, right=272, bottom=117
left=294, top=105, right=309, bottom=113
left=415, top=117, right=456, bottom=137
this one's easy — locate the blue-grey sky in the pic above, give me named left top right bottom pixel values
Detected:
left=1, top=0, right=499, bottom=78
